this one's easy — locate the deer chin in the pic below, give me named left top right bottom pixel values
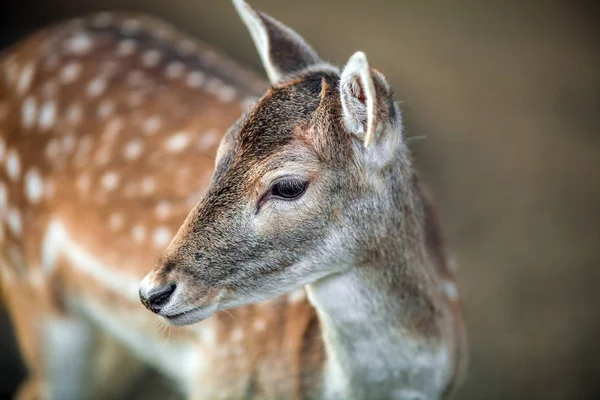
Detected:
left=161, top=301, right=220, bottom=326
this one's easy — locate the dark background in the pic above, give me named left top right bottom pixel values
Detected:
left=1, top=1, right=599, bottom=399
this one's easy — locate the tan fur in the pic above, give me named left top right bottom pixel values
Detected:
left=0, top=5, right=465, bottom=399
left=0, top=12, right=325, bottom=399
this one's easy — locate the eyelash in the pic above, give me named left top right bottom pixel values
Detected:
left=270, top=179, right=308, bottom=200
left=257, top=177, right=308, bottom=212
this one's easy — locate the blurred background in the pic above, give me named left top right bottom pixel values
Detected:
left=1, top=0, right=599, bottom=399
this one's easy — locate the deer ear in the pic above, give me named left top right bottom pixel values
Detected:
left=233, top=0, right=322, bottom=84
left=340, top=52, right=396, bottom=148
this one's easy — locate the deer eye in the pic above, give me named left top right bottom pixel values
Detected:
left=270, top=178, right=308, bottom=200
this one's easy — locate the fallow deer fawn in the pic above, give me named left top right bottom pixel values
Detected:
left=0, top=1, right=466, bottom=399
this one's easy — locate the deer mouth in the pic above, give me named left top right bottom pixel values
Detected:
left=162, top=301, right=220, bottom=326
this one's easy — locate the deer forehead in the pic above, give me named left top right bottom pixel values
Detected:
left=221, top=75, right=348, bottom=172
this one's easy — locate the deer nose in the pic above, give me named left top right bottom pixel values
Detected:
left=140, top=283, right=176, bottom=313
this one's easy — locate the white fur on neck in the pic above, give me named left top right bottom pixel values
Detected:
left=306, top=266, right=451, bottom=399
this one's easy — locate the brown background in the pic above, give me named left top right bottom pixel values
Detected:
left=1, top=0, right=599, bottom=399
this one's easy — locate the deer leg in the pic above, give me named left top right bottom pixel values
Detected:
left=2, top=270, right=144, bottom=400
left=2, top=271, right=50, bottom=400
left=13, top=377, right=42, bottom=400
left=86, top=331, right=148, bottom=400
left=2, top=274, right=96, bottom=400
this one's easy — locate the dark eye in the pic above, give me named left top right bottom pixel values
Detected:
left=270, top=178, right=308, bottom=200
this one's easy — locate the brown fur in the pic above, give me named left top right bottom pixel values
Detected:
left=0, top=12, right=325, bottom=399
left=1, top=4, right=466, bottom=399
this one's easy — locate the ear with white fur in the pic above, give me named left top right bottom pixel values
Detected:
left=233, top=0, right=322, bottom=84
left=340, top=51, right=398, bottom=149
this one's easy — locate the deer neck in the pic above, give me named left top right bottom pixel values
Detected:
left=306, top=170, right=452, bottom=399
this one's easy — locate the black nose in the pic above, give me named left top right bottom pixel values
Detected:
left=141, top=283, right=176, bottom=313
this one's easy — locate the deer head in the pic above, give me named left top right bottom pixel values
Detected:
left=139, top=0, right=406, bottom=325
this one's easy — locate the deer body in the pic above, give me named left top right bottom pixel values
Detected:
left=0, top=2, right=466, bottom=399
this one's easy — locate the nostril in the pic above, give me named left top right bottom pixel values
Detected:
left=145, top=283, right=176, bottom=313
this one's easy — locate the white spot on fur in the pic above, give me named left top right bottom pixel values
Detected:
left=253, top=319, right=266, bottom=332
left=217, top=85, right=236, bottom=102
left=140, top=177, right=155, bottom=195
left=117, top=40, right=137, bottom=56
left=186, top=71, right=205, bottom=88
left=123, top=139, right=144, bottom=160
left=153, top=226, right=172, bottom=248
left=141, top=49, right=162, bottom=68
left=165, top=62, right=184, bottom=79
left=38, top=100, right=57, bottom=130
left=132, top=225, right=147, bottom=243
left=25, top=168, right=43, bottom=204
left=155, top=201, right=171, bottom=220
left=108, top=212, right=125, bottom=231
left=17, top=63, right=35, bottom=95
left=101, top=172, right=120, bottom=191
left=7, top=207, right=22, bottom=236
left=231, top=328, right=243, bottom=343
left=207, top=79, right=236, bottom=102
left=65, top=34, right=93, bottom=54
left=6, top=149, right=21, bottom=181
left=143, top=116, right=162, bottom=135
left=21, top=96, right=37, bottom=129
left=66, top=103, right=83, bottom=125
left=87, top=77, right=107, bottom=98
left=60, top=62, right=81, bottom=83
left=60, top=134, right=74, bottom=154
left=97, top=100, right=115, bottom=119
left=164, top=132, right=190, bottom=153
